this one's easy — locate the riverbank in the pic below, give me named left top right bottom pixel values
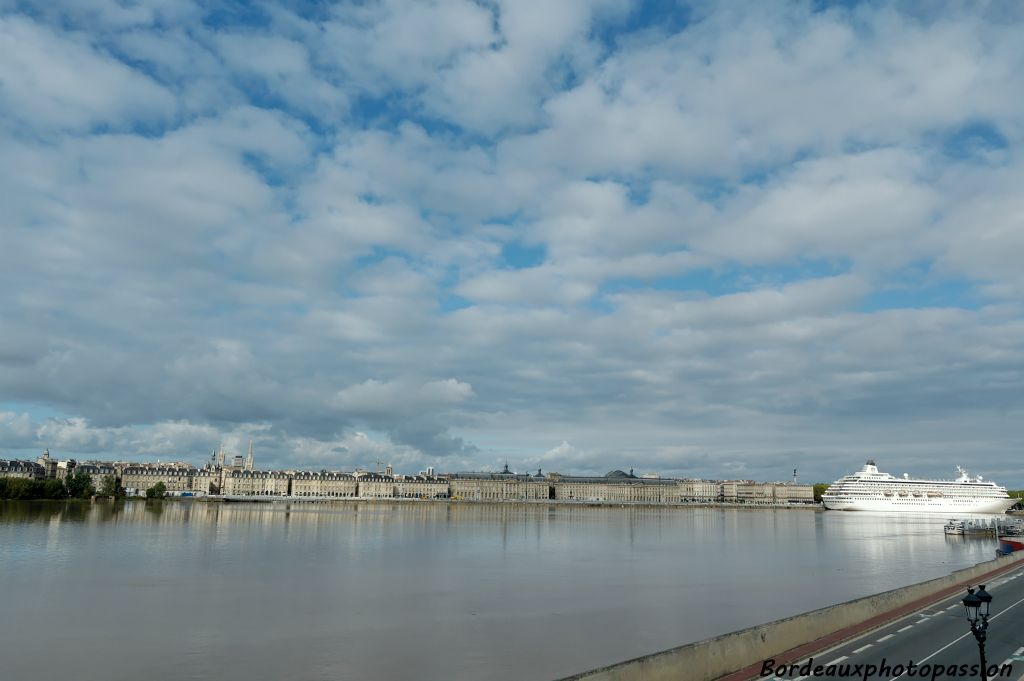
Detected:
left=208, top=494, right=821, bottom=509
left=132, top=495, right=823, bottom=511
left=558, top=552, right=1024, bottom=681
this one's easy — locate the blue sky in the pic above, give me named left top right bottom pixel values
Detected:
left=1, top=0, right=1023, bottom=485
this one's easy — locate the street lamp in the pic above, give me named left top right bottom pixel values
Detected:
left=963, top=585, right=992, bottom=680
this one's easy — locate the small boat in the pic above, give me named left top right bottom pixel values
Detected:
left=944, top=518, right=995, bottom=536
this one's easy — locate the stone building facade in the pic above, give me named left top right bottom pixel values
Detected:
left=75, top=463, right=118, bottom=491
left=394, top=476, right=448, bottom=499
left=3, top=449, right=816, bottom=506
left=222, top=470, right=291, bottom=496
left=121, top=464, right=201, bottom=495
left=0, top=460, right=45, bottom=479
left=548, top=471, right=678, bottom=503
left=736, top=482, right=776, bottom=504
left=290, top=471, right=358, bottom=497
left=356, top=473, right=395, bottom=498
left=678, top=479, right=721, bottom=501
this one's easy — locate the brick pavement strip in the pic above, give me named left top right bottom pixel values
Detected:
left=716, top=559, right=1024, bottom=681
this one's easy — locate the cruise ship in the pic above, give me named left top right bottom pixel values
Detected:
left=821, top=461, right=1016, bottom=513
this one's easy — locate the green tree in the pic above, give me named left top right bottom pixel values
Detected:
left=65, top=470, right=96, bottom=499
left=43, top=478, right=68, bottom=499
left=99, top=475, right=123, bottom=499
left=0, top=477, right=65, bottom=500
left=4, top=478, right=44, bottom=499
left=145, top=481, right=167, bottom=499
left=813, top=483, right=830, bottom=502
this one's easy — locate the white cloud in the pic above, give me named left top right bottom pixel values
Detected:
left=424, top=0, right=628, bottom=133
left=0, top=15, right=176, bottom=132
left=700, top=150, right=939, bottom=266
left=334, top=378, right=475, bottom=415
left=2, top=1, right=1024, bottom=485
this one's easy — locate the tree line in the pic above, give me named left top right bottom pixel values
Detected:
left=0, top=473, right=148, bottom=500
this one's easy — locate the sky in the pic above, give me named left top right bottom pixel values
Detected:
left=1, top=0, right=1023, bottom=485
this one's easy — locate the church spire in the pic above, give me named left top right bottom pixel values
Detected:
left=245, top=440, right=254, bottom=471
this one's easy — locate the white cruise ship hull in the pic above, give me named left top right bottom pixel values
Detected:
left=822, top=496, right=1016, bottom=514
left=822, top=461, right=1016, bottom=514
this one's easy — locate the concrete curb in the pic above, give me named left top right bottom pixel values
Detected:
left=558, top=552, right=1024, bottom=681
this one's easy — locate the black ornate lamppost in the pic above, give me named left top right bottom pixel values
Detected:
left=962, top=584, right=993, bottom=680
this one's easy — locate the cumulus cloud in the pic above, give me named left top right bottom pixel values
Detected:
left=0, top=14, right=176, bottom=133
left=2, top=1, right=1024, bottom=485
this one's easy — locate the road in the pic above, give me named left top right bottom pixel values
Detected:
left=765, top=564, right=1024, bottom=680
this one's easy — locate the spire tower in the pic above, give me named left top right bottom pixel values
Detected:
left=245, top=440, right=254, bottom=471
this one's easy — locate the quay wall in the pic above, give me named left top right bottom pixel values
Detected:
left=213, top=496, right=819, bottom=510
left=559, top=551, right=1024, bottom=681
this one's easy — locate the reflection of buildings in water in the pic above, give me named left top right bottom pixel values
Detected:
left=4, top=503, right=999, bottom=596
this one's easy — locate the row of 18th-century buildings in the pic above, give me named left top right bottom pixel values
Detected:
left=1, top=448, right=816, bottom=505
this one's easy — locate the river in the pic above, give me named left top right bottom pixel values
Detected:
left=0, top=501, right=999, bottom=680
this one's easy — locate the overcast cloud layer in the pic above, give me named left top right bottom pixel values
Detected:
left=1, top=1, right=1023, bottom=485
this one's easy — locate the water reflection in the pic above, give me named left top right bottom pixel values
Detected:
left=0, top=502, right=1002, bottom=681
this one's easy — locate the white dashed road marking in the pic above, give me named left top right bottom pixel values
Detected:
left=897, top=625, right=913, bottom=632
left=888, top=591, right=1024, bottom=681
left=852, top=644, right=873, bottom=654
left=877, top=634, right=894, bottom=642
left=824, top=657, right=848, bottom=665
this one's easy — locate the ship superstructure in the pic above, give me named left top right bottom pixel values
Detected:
left=822, top=460, right=1015, bottom=513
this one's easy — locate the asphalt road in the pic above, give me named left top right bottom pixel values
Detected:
left=765, top=564, right=1024, bottom=681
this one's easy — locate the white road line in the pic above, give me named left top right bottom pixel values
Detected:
left=897, top=625, right=914, bottom=632
left=852, top=644, right=873, bottom=654
left=1016, top=646, right=1024, bottom=655
left=877, top=634, right=894, bottom=642
left=946, top=604, right=958, bottom=610
left=825, top=656, right=848, bottom=665
left=1000, top=658, right=1013, bottom=668
left=888, top=591, right=1024, bottom=681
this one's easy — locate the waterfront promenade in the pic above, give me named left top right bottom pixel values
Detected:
left=724, top=560, right=1024, bottom=681
left=562, top=553, right=1024, bottom=681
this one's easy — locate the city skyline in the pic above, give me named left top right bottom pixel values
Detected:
left=2, top=2, right=1024, bottom=486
